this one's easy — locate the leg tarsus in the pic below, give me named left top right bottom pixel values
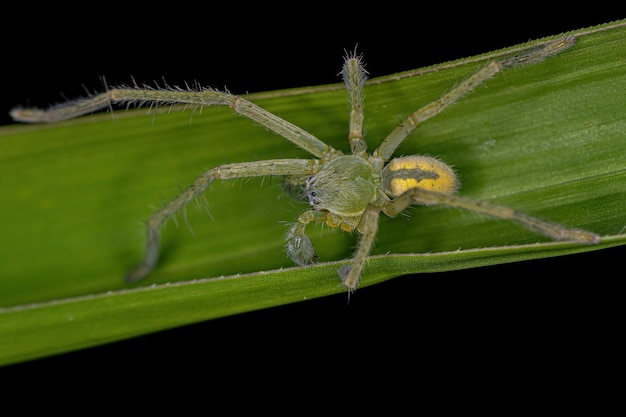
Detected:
left=125, top=226, right=160, bottom=283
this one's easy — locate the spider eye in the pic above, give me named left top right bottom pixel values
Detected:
left=308, top=192, right=320, bottom=205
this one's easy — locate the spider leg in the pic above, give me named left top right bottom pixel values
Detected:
left=343, top=50, right=368, bottom=156
left=126, top=159, right=319, bottom=282
left=383, top=188, right=600, bottom=244
left=340, top=205, right=381, bottom=291
left=374, top=36, right=576, bottom=161
left=11, top=87, right=337, bottom=159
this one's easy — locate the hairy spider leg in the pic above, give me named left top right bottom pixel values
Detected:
left=383, top=188, right=600, bottom=243
left=339, top=205, right=381, bottom=291
left=343, top=51, right=368, bottom=156
left=126, top=159, right=319, bottom=282
left=11, top=88, right=338, bottom=160
left=373, top=36, right=576, bottom=162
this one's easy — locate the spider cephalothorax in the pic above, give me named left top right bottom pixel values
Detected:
left=11, top=36, right=600, bottom=292
left=305, top=155, right=379, bottom=216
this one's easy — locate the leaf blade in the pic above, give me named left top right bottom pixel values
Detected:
left=2, top=20, right=626, bottom=365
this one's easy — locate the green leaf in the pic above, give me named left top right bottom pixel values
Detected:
left=2, top=20, right=626, bottom=366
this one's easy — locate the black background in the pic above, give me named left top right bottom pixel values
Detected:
left=2, top=8, right=623, bottom=402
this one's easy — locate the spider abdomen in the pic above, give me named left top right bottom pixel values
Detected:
left=305, top=155, right=378, bottom=216
left=382, top=155, right=459, bottom=203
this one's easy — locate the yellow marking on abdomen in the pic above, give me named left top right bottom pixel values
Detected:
left=385, top=155, right=459, bottom=197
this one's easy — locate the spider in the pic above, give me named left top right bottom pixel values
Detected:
left=11, top=36, right=600, bottom=292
